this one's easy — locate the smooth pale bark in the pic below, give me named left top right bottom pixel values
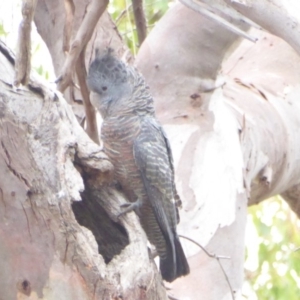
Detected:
left=224, top=0, right=300, bottom=55
left=0, top=43, right=167, bottom=299
left=136, top=4, right=248, bottom=299
left=136, top=2, right=300, bottom=299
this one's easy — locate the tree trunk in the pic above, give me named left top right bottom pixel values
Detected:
left=0, top=41, right=167, bottom=300
left=2, top=0, right=300, bottom=299
left=136, top=2, right=300, bottom=299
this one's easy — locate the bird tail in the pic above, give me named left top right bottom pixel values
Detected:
left=160, top=235, right=190, bottom=282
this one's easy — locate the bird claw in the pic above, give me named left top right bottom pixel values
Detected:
left=120, top=202, right=133, bottom=209
left=117, top=198, right=142, bottom=218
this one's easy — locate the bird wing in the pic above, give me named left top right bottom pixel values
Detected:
left=133, top=118, right=178, bottom=240
left=160, top=127, right=182, bottom=221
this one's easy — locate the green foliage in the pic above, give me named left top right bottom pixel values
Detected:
left=245, top=197, right=300, bottom=299
left=109, top=0, right=172, bottom=54
left=0, top=22, right=8, bottom=37
left=34, top=64, right=50, bottom=80
left=31, top=42, right=50, bottom=80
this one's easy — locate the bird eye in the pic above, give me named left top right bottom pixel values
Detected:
left=102, top=86, right=107, bottom=91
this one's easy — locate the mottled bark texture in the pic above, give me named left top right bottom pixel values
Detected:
left=0, top=42, right=167, bottom=299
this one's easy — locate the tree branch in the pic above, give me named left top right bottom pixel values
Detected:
left=14, top=0, right=38, bottom=86
left=223, top=0, right=300, bottom=55
left=179, top=0, right=257, bottom=42
left=179, top=235, right=234, bottom=300
left=56, top=0, right=109, bottom=92
left=132, top=0, right=147, bottom=46
left=63, top=0, right=75, bottom=52
left=75, top=46, right=99, bottom=144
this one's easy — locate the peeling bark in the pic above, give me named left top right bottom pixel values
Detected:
left=136, top=2, right=300, bottom=299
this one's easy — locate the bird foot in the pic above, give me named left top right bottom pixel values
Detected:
left=117, top=198, right=142, bottom=218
